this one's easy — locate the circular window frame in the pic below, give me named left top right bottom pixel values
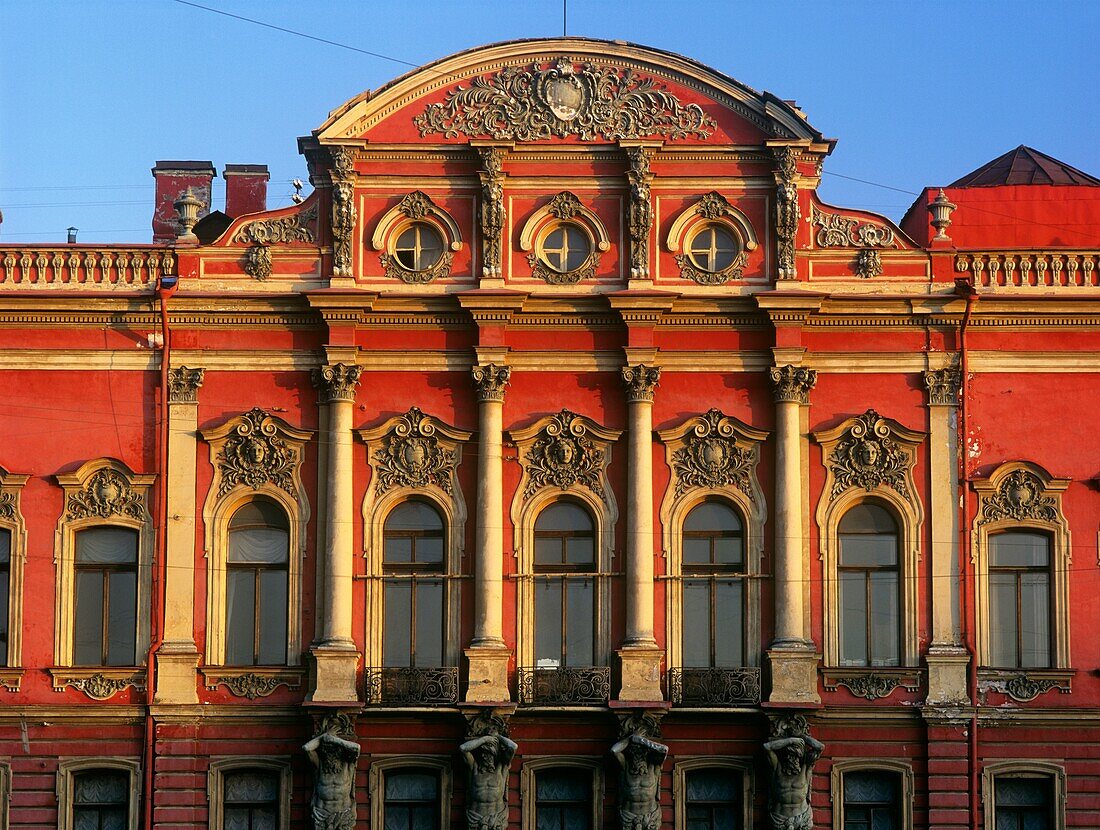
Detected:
left=684, top=222, right=743, bottom=276
left=392, top=221, right=446, bottom=273
left=535, top=221, right=595, bottom=277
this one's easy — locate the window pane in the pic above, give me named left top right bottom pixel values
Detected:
left=839, top=503, right=898, bottom=535
left=225, top=570, right=256, bottom=665
left=257, top=569, right=288, bottom=664
left=385, top=771, right=438, bottom=800
left=712, top=536, right=744, bottom=568
left=74, top=570, right=105, bottom=665
left=106, top=570, right=137, bottom=666
left=869, top=571, right=899, bottom=667
left=989, top=573, right=1018, bottom=667
left=566, top=536, right=595, bottom=568
left=839, top=572, right=868, bottom=666
left=415, top=536, right=444, bottom=566
left=387, top=501, right=444, bottom=533
left=414, top=580, right=443, bottom=667
left=230, top=500, right=289, bottom=530
left=991, top=532, right=1049, bottom=568
left=384, top=581, right=412, bottom=667
left=682, top=580, right=710, bottom=668
left=683, top=538, right=710, bottom=566
left=995, top=776, right=1050, bottom=807
left=536, top=503, right=593, bottom=533
left=687, top=768, right=738, bottom=801
left=75, top=770, right=129, bottom=803
left=224, top=769, right=279, bottom=802
left=229, top=527, right=288, bottom=564
left=385, top=536, right=413, bottom=565
left=714, top=580, right=743, bottom=667
left=535, top=579, right=563, bottom=667
left=565, top=579, right=593, bottom=666
left=684, top=502, right=742, bottom=534
left=0, top=528, right=10, bottom=564
left=1019, top=573, right=1050, bottom=668
left=844, top=770, right=898, bottom=803
left=537, top=769, right=589, bottom=800
left=535, top=537, right=562, bottom=567
left=76, top=527, right=138, bottom=564
left=840, top=535, right=898, bottom=568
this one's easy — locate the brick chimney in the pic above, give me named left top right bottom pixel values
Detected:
left=151, top=161, right=214, bottom=243
left=223, top=164, right=270, bottom=218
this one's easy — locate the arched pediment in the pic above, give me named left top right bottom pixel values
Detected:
left=313, top=38, right=832, bottom=148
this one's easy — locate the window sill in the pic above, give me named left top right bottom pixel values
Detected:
left=977, top=668, right=1074, bottom=702
left=0, top=668, right=24, bottom=692
left=201, top=666, right=304, bottom=699
left=822, top=667, right=922, bottom=700
left=49, top=667, right=147, bottom=700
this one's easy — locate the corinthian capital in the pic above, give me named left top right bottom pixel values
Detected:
left=621, top=363, right=661, bottom=402
left=472, top=363, right=510, bottom=402
left=168, top=366, right=205, bottom=404
left=923, top=368, right=961, bottom=407
left=312, top=363, right=362, bottom=403
left=769, top=364, right=817, bottom=404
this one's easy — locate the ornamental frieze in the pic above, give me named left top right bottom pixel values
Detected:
left=825, top=410, right=912, bottom=499
left=670, top=409, right=757, bottom=499
left=413, top=58, right=716, bottom=142
left=978, top=468, right=1059, bottom=525
left=370, top=407, right=460, bottom=495
left=52, top=670, right=145, bottom=701
left=822, top=669, right=920, bottom=700
left=65, top=467, right=146, bottom=521
left=811, top=205, right=897, bottom=249
left=232, top=203, right=318, bottom=245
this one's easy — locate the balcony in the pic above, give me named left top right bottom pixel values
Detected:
left=669, top=667, right=761, bottom=707
left=0, top=246, right=174, bottom=289
left=517, top=666, right=611, bottom=705
left=364, top=667, right=459, bottom=706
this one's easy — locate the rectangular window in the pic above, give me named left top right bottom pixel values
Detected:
left=685, top=768, right=741, bottom=830
left=989, top=532, right=1051, bottom=668
left=73, top=770, right=129, bottom=830
left=535, top=768, right=591, bottom=830
left=223, top=768, right=280, bottom=830
left=384, top=770, right=439, bottom=830
left=842, top=770, right=899, bottom=830
left=0, top=529, right=9, bottom=667
left=535, top=577, right=594, bottom=668
left=383, top=579, right=444, bottom=667
left=994, top=776, right=1052, bottom=830
left=682, top=579, right=743, bottom=668
left=73, top=528, right=139, bottom=666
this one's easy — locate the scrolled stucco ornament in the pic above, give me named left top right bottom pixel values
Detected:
left=671, top=408, right=756, bottom=498
left=524, top=409, right=606, bottom=499
left=65, top=468, right=146, bottom=521
left=372, top=407, right=458, bottom=495
left=827, top=410, right=910, bottom=498
left=216, top=408, right=297, bottom=497
left=979, top=469, right=1058, bottom=525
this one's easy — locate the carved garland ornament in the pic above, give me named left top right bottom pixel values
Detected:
left=528, top=250, right=599, bottom=285
left=978, top=469, right=1058, bottom=525
left=524, top=410, right=606, bottom=500
left=58, top=672, right=144, bottom=701
left=216, top=408, right=298, bottom=498
left=828, top=672, right=911, bottom=700
left=372, top=407, right=459, bottom=495
left=811, top=205, right=897, bottom=249
left=215, top=672, right=291, bottom=699
left=244, top=244, right=272, bottom=281
left=414, top=58, right=716, bottom=141
left=671, top=409, right=757, bottom=499
left=232, top=203, right=318, bottom=245
left=65, top=468, right=146, bottom=521
left=827, top=410, right=911, bottom=499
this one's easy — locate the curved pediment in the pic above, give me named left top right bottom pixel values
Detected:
left=314, top=38, right=831, bottom=147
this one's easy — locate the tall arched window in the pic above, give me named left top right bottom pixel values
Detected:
left=533, top=501, right=597, bottom=669
left=382, top=501, right=445, bottom=668
left=988, top=530, right=1052, bottom=669
left=226, top=500, right=289, bottom=666
left=73, top=527, right=139, bottom=666
left=682, top=500, right=745, bottom=668
left=838, top=503, right=900, bottom=668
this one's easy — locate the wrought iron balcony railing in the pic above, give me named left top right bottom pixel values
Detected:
left=517, top=666, right=611, bottom=705
left=0, top=246, right=175, bottom=288
left=365, top=667, right=458, bottom=706
left=669, top=667, right=761, bottom=706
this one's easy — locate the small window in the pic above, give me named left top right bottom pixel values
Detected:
left=994, top=776, right=1053, bottom=830
left=685, top=224, right=740, bottom=274
left=383, top=501, right=446, bottom=668
left=842, top=770, right=900, bottom=830
left=394, top=223, right=445, bottom=272
left=384, top=769, right=439, bottom=830
left=72, top=769, right=130, bottom=830
left=535, top=768, right=591, bottom=830
left=533, top=502, right=597, bottom=668
left=682, top=501, right=745, bottom=668
left=0, top=528, right=9, bottom=667
left=838, top=504, right=900, bottom=667
left=685, top=768, right=742, bottom=830
left=989, top=531, right=1051, bottom=669
left=226, top=500, right=290, bottom=666
left=73, top=527, right=139, bottom=666
left=223, top=768, right=281, bottom=830
left=538, top=223, right=592, bottom=274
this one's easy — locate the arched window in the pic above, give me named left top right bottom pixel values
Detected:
left=226, top=500, right=289, bottom=666
left=0, top=528, right=10, bottom=667
left=382, top=500, right=445, bottom=668
left=838, top=503, right=900, bottom=668
left=533, top=501, right=597, bottom=669
left=988, top=531, right=1052, bottom=669
left=681, top=500, right=745, bottom=669
left=73, top=527, right=139, bottom=667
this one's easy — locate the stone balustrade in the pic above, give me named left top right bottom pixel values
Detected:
left=0, top=246, right=174, bottom=287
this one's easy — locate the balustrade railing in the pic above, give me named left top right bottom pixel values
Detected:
left=955, top=251, right=1100, bottom=289
left=668, top=667, right=761, bottom=706
left=517, top=666, right=611, bottom=705
left=364, top=667, right=459, bottom=706
left=0, top=246, right=174, bottom=287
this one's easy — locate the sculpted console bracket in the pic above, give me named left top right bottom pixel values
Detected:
left=612, top=711, right=668, bottom=830
left=305, top=718, right=361, bottom=830
left=764, top=714, right=823, bottom=830
left=460, top=710, right=517, bottom=830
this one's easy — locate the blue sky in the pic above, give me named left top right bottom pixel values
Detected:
left=2, top=0, right=1097, bottom=243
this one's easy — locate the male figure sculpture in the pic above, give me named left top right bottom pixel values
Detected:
left=764, top=732, right=824, bottom=830
left=303, top=731, right=360, bottom=830
left=460, top=732, right=518, bottom=830
left=611, top=732, right=668, bottom=830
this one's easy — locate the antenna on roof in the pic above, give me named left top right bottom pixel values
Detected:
left=563, top=0, right=567, bottom=36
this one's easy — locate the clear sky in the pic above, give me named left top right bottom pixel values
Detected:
left=2, top=0, right=1097, bottom=243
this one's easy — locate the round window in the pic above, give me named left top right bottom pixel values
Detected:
left=686, top=224, right=740, bottom=273
left=394, top=223, right=444, bottom=272
left=538, top=223, right=592, bottom=274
